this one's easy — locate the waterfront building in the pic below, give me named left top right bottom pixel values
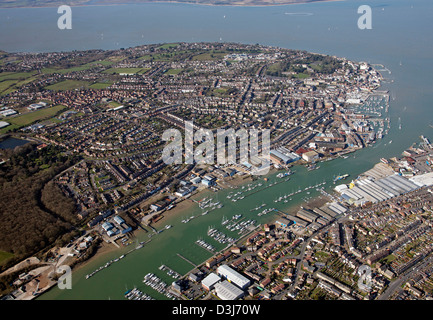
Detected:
left=216, top=264, right=251, bottom=290
left=275, top=217, right=293, bottom=229
left=302, top=150, right=319, bottom=162
left=296, top=208, right=319, bottom=223
left=201, top=273, right=221, bottom=291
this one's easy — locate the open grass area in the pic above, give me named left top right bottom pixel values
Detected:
left=139, top=50, right=189, bottom=62
left=0, top=71, right=38, bottom=95
left=191, top=52, right=227, bottom=61
left=108, top=101, right=122, bottom=108
left=0, top=250, right=14, bottom=265
left=292, top=72, right=310, bottom=79
left=41, top=60, right=115, bottom=75
left=6, top=105, right=67, bottom=128
left=0, top=71, right=37, bottom=81
left=158, top=43, right=180, bottom=50
left=164, top=68, right=183, bottom=75
left=0, top=123, right=19, bottom=134
left=266, top=62, right=282, bottom=74
left=381, top=254, right=397, bottom=264
left=0, top=80, right=17, bottom=93
left=89, top=60, right=114, bottom=66
left=45, top=80, right=90, bottom=91
left=41, top=65, right=94, bottom=75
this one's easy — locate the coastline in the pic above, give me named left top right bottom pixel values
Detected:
left=61, top=169, right=274, bottom=280
left=151, top=172, right=257, bottom=228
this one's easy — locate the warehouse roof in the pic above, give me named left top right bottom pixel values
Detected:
left=214, top=280, right=244, bottom=300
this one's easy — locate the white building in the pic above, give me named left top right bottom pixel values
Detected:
left=302, top=150, right=319, bottom=162
left=201, top=272, right=221, bottom=291
left=216, top=264, right=250, bottom=289
left=0, top=109, right=17, bottom=117
left=27, top=102, right=47, bottom=111
left=0, top=121, right=10, bottom=129
left=214, top=280, right=244, bottom=300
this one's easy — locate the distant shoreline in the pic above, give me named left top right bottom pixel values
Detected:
left=0, top=0, right=344, bottom=9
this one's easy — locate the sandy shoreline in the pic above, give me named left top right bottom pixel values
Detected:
left=70, top=239, right=119, bottom=274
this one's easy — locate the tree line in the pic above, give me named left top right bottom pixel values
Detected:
left=0, top=142, right=81, bottom=272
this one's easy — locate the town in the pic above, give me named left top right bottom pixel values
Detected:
left=164, top=138, right=433, bottom=301
left=1, top=42, right=388, bottom=226
left=0, top=42, right=405, bottom=300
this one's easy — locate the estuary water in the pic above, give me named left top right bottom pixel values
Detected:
left=0, top=0, right=432, bottom=299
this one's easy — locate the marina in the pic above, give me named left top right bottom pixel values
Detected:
left=143, top=273, right=175, bottom=299
left=207, top=227, right=237, bottom=244
left=158, top=264, right=181, bottom=279
left=124, top=287, right=155, bottom=300
left=85, top=239, right=150, bottom=280
left=195, top=239, right=216, bottom=253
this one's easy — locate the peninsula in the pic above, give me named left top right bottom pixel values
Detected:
left=0, top=42, right=388, bottom=299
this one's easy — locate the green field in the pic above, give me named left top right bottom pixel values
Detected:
left=0, top=71, right=38, bottom=95
left=139, top=50, right=189, bottom=62
left=191, top=52, right=227, bottom=61
left=292, top=72, right=310, bottom=79
left=158, top=43, right=180, bottom=50
left=0, top=79, right=18, bottom=92
left=108, top=101, right=122, bottom=108
left=89, top=60, right=114, bottom=66
left=45, top=80, right=90, bottom=91
left=41, top=60, right=116, bottom=75
left=0, top=250, right=14, bottom=265
left=6, top=105, right=67, bottom=128
left=41, top=65, right=94, bottom=75
left=0, top=71, right=37, bottom=81
left=89, top=82, right=113, bottom=89
left=164, top=68, right=183, bottom=75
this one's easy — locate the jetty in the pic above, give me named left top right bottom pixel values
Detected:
left=176, top=253, right=197, bottom=268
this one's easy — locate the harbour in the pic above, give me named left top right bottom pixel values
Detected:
left=40, top=156, right=384, bottom=300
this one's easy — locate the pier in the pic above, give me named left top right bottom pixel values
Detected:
left=159, top=264, right=181, bottom=278
left=273, top=208, right=290, bottom=218
left=176, top=253, right=197, bottom=268
left=195, top=240, right=216, bottom=254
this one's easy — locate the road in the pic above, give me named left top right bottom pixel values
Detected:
left=378, top=254, right=433, bottom=300
left=287, top=214, right=349, bottom=296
